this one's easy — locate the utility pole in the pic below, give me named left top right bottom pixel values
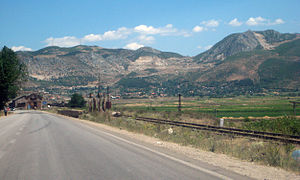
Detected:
left=177, top=80, right=181, bottom=112
left=178, top=93, right=182, bottom=112
left=290, top=101, right=300, bottom=116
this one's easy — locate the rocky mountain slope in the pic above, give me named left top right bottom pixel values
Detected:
left=17, top=29, right=300, bottom=95
left=193, top=30, right=298, bottom=63
left=195, top=39, right=300, bottom=87
left=17, top=45, right=204, bottom=87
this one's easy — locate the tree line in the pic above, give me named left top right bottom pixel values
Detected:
left=0, top=46, right=27, bottom=110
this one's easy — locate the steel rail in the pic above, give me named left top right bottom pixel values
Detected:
left=122, top=115, right=300, bottom=144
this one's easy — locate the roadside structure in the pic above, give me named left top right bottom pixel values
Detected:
left=12, top=93, right=43, bottom=110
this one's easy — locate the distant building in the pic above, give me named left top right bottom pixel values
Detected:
left=12, top=93, right=43, bottom=110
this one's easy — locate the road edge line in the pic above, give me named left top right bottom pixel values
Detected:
left=80, top=122, right=233, bottom=180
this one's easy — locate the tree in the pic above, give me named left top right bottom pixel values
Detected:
left=0, top=46, right=27, bottom=110
left=68, top=93, right=86, bottom=108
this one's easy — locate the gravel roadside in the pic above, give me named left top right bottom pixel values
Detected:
left=46, top=111, right=300, bottom=180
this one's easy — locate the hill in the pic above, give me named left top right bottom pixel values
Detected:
left=16, top=30, right=300, bottom=97
left=17, top=45, right=202, bottom=89
left=193, top=30, right=298, bottom=63
left=188, top=38, right=300, bottom=97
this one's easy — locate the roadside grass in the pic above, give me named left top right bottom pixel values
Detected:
left=110, top=107, right=300, bottom=136
left=80, top=111, right=300, bottom=173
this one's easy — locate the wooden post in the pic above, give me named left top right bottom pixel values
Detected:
left=289, top=101, right=300, bottom=116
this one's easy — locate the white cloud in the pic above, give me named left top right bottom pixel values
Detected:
left=44, top=24, right=190, bottom=48
left=138, top=35, right=155, bottom=44
left=246, top=17, right=284, bottom=26
left=201, top=20, right=219, bottom=27
left=83, top=27, right=130, bottom=42
left=193, top=26, right=204, bottom=32
left=183, top=32, right=192, bottom=37
left=228, top=18, right=242, bottom=27
left=272, top=18, right=285, bottom=25
left=197, top=45, right=213, bottom=50
left=193, top=20, right=219, bottom=32
left=246, top=16, right=266, bottom=26
left=82, top=34, right=102, bottom=42
left=11, top=46, right=32, bottom=51
left=204, top=45, right=213, bottom=50
left=101, top=27, right=131, bottom=40
left=134, top=24, right=177, bottom=35
left=134, top=25, right=159, bottom=34
left=45, top=36, right=80, bottom=47
left=124, top=42, right=144, bottom=50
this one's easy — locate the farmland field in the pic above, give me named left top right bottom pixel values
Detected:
left=112, top=96, right=300, bottom=118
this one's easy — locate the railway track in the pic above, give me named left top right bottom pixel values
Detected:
left=122, top=115, right=300, bottom=144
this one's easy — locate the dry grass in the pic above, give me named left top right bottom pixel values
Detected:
left=81, top=111, right=300, bottom=173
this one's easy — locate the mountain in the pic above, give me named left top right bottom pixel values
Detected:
left=17, top=45, right=202, bottom=88
left=193, top=30, right=298, bottom=63
left=16, top=29, right=300, bottom=96
left=193, top=38, right=300, bottom=90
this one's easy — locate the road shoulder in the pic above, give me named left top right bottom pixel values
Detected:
left=43, top=111, right=300, bottom=180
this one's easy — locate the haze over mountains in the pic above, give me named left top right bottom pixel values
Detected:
left=17, top=29, right=300, bottom=95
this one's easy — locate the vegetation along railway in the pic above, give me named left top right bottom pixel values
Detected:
left=121, top=115, right=300, bottom=145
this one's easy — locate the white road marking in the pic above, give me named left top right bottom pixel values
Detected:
left=80, top=123, right=233, bottom=180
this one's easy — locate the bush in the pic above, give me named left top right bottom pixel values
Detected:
left=68, top=93, right=86, bottom=108
left=244, top=116, right=300, bottom=135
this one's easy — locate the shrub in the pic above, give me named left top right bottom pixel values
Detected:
left=244, top=116, right=300, bottom=136
left=68, top=93, right=86, bottom=108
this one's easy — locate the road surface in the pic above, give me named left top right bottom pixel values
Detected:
left=0, top=111, right=251, bottom=180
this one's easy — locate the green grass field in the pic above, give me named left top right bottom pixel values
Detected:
left=112, top=96, right=300, bottom=118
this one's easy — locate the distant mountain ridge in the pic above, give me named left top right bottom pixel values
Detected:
left=17, top=45, right=199, bottom=87
left=193, top=29, right=299, bottom=63
left=16, top=29, right=300, bottom=95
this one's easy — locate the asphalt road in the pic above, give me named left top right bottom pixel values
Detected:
left=0, top=111, right=251, bottom=180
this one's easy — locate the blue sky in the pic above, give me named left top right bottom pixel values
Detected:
left=1, top=0, right=300, bottom=56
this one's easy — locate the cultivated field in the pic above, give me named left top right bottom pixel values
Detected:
left=112, top=96, right=300, bottom=118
